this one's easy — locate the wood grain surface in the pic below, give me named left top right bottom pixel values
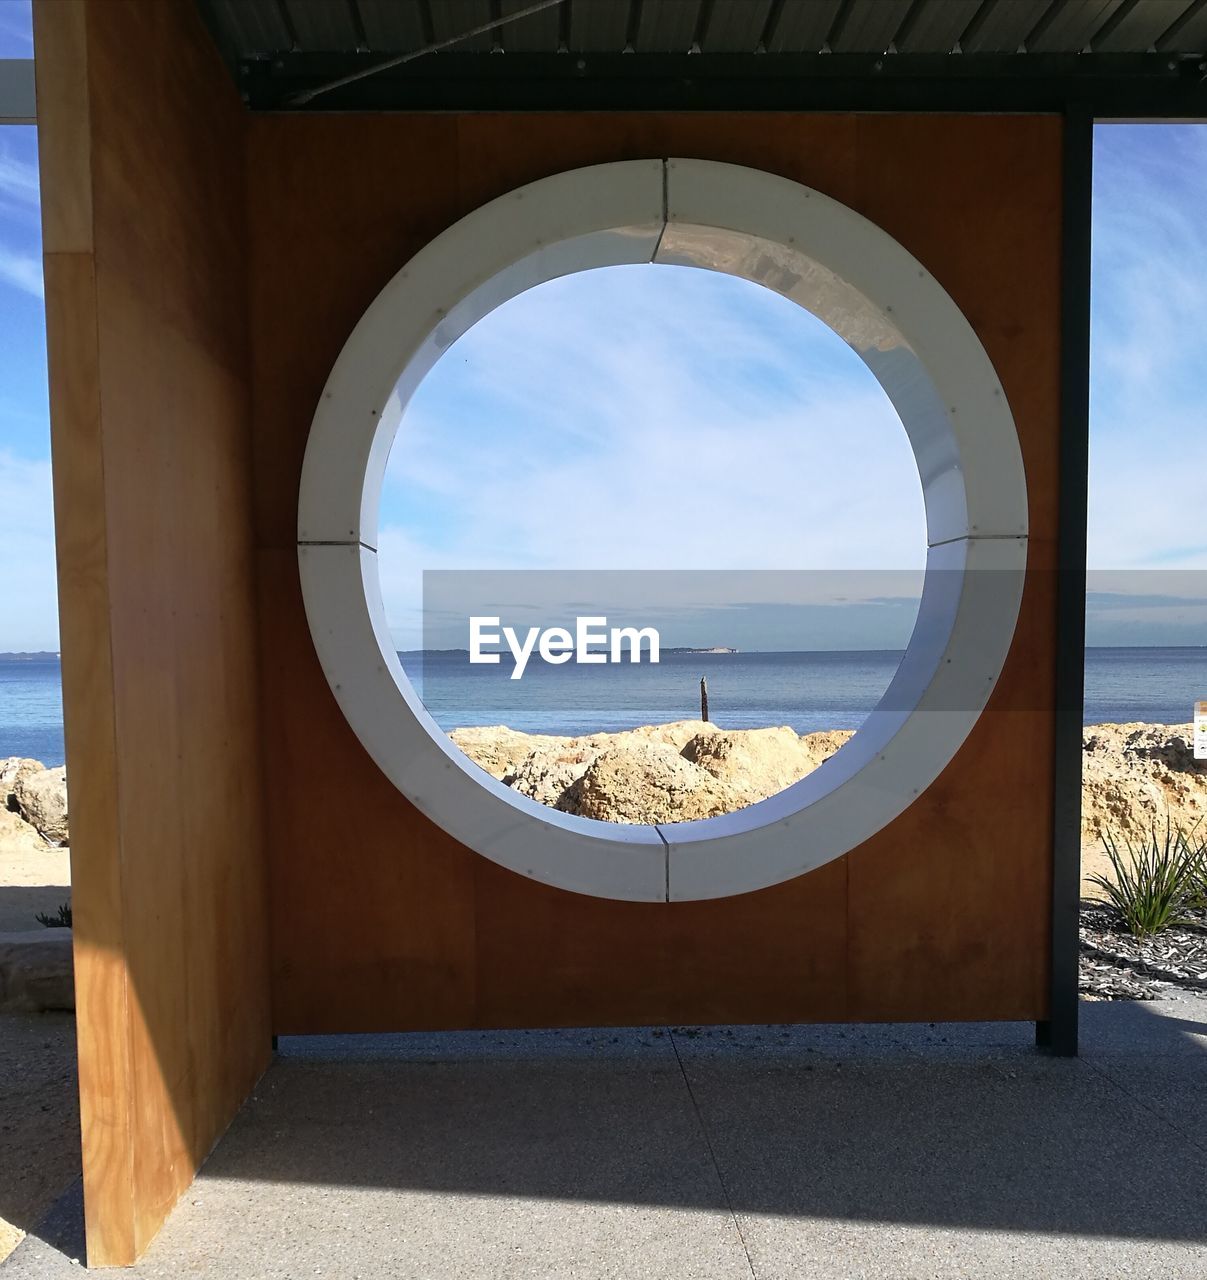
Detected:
left=247, top=112, right=1061, bottom=1033
left=34, top=0, right=271, bottom=1264
left=37, top=4, right=1066, bottom=1255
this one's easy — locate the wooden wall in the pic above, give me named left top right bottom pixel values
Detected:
left=34, top=0, right=1066, bottom=1257
left=248, top=113, right=1062, bottom=1033
left=33, top=0, right=270, bottom=1266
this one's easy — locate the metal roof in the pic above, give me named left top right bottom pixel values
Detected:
left=195, top=0, right=1207, bottom=113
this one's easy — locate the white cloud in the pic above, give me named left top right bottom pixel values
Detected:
left=0, top=450, right=58, bottom=650
left=378, top=265, right=927, bottom=643
left=0, top=244, right=42, bottom=297
left=1089, top=125, right=1207, bottom=571
left=0, top=135, right=44, bottom=299
left=0, top=144, right=38, bottom=210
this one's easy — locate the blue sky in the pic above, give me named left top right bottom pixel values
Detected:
left=0, top=0, right=1204, bottom=651
left=381, top=264, right=927, bottom=649
left=377, top=125, right=1207, bottom=649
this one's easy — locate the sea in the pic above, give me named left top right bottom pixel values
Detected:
left=4, top=648, right=1205, bottom=767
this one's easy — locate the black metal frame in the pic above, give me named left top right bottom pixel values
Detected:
left=224, top=51, right=1207, bottom=114
left=1036, top=107, right=1094, bottom=1058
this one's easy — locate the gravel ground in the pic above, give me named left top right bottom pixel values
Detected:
left=1079, top=900, right=1207, bottom=1000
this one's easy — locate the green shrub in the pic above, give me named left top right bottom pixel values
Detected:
left=1088, top=819, right=1204, bottom=939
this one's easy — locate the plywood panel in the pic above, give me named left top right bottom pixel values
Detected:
left=845, top=116, right=1062, bottom=1020
left=36, top=4, right=1065, bottom=1259
left=256, top=547, right=479, bottom=1033
left=30, top=0, right=91, bottom=253
left=249, top=113, right=1062, bottom=1033
left=34, top=0, right=270, bottom=1265
left=40, top=248, right=138, bottom=1267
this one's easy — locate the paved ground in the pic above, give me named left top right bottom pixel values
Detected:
left=0, top=1014, right=78, bottom=1264
left=5, top=996, right=1207, bottom=1278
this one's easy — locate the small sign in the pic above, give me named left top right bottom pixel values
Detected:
left=1197, top=702, right=1207, bottom=761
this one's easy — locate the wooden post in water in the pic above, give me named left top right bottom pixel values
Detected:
left=700, top=675, right=710, bottom=722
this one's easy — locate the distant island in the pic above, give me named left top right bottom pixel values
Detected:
left=0, top=652, right=59, bottom=662
left=663, top=646, right=739, bottom=655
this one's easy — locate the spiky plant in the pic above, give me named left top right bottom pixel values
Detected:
left=1087, top=819, right=1204, bottom=940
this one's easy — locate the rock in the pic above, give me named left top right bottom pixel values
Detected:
left=447, top=720, right=1207, bottom=841
left=448, top=721, right=854, bottom=823
left=450, top=726, right=568, bottom=780
left=13, top=767, right=69, bottom=845
left=0, top=930, right=74, bottom=1013
left=613, top=720, right=717, bottom=752
left=1081, top=722, right=1207, bottom=846
left=1, top=757, right=42, bottom=809
left=798, top=729, right=859, bottom=768
left=561, top=741, right=747, bottom=824
left=504, top=741, right=601, bottom=808
left=682, top=726, right=854, bottom=802
left=0, top=807, right=48, bottom=857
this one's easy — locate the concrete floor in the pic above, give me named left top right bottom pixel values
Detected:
left=5, top=996, right=1207, bottom=1279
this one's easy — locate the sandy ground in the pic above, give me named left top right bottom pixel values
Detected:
left=0, top=844, right=70, bottom=934
left=1080, top=841, right=1112, bottom=899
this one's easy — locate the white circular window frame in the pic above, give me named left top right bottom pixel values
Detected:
left=298, top=158, right=1028, bottom=904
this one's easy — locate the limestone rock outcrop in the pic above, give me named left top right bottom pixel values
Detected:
left=448, top=720, right=1207, bottom=841
left=1, top=757, right=55, bottom=853
left=682, top=726, right=853, bottom=803
left=1080, top=722, right=1207, bottom=844
left=453, top=721, right=855, bottom=823
left=1, top=757, right=42, bottom=810
left=561, top=740, right=746, bottom=824
left=449, top=726, right=567, bottom=781
left=504, top=740, right=599, bottom=809
left=0, top=807, right=47, bottom=856
left=13, top=766, right=69, bottom=846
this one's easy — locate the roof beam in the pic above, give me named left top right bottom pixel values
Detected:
left=1157, top=0, right=1207, bottom=51
left=272, top=0, right=301, bottom=52
left=625, top=0, right=643, bottom=52
left=0, top=59, right=35, bottom=124
left=957, top=0, right=1001, bottom=51
left=1089, top=0, right=1142, bottom=51
left=241, top=49, right=1207, bottom=115
left=691, top=0, right=715, bottom=53
left=346, top=0, right=369, bottom=51
left=825, top=0, right=859, bottom=51
left=1024, top=0, right=1070, bottom=52
left=290, top=0, right=566, bottom=104
left=891, top=0, right=931, bottom=53
left=757, top=0, right=787, bottom=53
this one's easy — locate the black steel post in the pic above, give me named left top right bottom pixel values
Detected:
left=1037, top=108, right=1093, bottom=1057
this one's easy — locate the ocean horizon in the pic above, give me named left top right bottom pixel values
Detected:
left=4, top=647, right=1205, bottom=768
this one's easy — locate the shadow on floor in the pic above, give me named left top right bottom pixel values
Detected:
left=0, top=1012, right=79, bottom=1253
left=8, top=999, right=1207, bottom=1277
left=0, top=887, right=70, bottom=937
left=189, top=1004, right=1207, bottom=1244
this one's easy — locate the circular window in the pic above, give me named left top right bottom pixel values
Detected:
left=298, top=159, right=1028, bottom=903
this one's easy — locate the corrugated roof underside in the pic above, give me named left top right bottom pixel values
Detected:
left=202, top=0, right=1207, bottom=58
